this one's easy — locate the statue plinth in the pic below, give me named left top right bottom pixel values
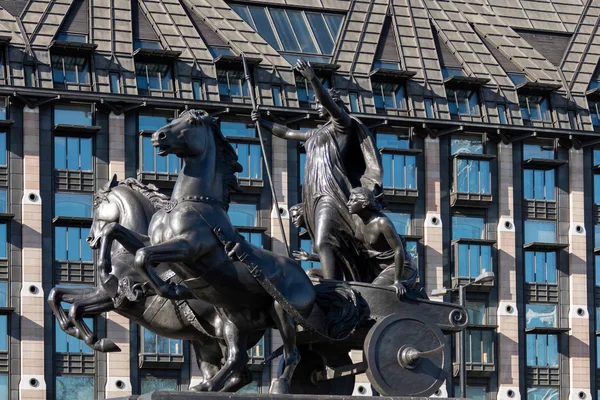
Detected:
left=111, top=391, right=459, bottom=400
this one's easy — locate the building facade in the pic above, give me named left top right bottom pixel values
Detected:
left=0, top=0, right=597, bottom=399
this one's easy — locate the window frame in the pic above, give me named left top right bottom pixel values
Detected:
left=446, top=88, right=480, bottom=118
left=135, top=61, right=174, bottom=96
left=372, top=81, right=407, bottom=113
left=51, top=54, right=91, bottom=89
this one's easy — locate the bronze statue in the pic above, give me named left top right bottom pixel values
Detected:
left=252, top=59, right=383, bottom=282
left=346, top=187, right=418, bottom=297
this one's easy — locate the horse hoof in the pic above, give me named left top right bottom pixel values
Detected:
left=95, top=339, right=121, bottom=353
left=269, top=379, right=289, bottom=394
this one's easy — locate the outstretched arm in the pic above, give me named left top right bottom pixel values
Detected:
left=379, top=218, right=406, bottom=298
left=295, top=59, right=344, bottom=120
left=251, top=110, right=311, bottom=142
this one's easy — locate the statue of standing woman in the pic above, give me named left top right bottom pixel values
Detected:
left=252, top=59, right=383, bottom=282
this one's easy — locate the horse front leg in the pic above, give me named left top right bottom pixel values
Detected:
left=68, top=291, right=121, bottom=352
left=133, top=236, right=200, bottom=300
left=98, top=222, right=148, bottom=297
left=48, top=287, right=97, bottom=334
left=190, top=339, right=224, bottom=391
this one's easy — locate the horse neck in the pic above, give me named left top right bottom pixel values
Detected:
left=171, top=139, right=226, bottom=202
left=112, top=191, right=151, bottom=251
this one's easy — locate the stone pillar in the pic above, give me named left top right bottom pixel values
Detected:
left=104, top=112, right=132, bottom=397
left=496, top=143, right=520, bottom=400
left=567, top=148, right=591, bottom=400
left=423, top=137, right=443, bottom=296
left=19, top=107, right=46, bottom=399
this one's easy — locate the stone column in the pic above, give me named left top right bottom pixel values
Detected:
left=423, top=137, right=443, bottom=296
left=19, top=107, right=45, bottom=399
left=567, top=148, right=591, bottom=400
left=496, top=143, right=520, bottom=400
left=104, top=112, right=132, bottom=398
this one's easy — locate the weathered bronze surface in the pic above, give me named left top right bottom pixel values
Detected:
left=50, top=59, right=467, bottom=398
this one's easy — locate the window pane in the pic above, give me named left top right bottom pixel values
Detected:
left=527, top=388, right=559, bottom=400
left=424, top=99, right=434, bottom=118
left=287, top=11, right=318, bottom=53
left=523, top=143, right=554, bottom=160
left=468, top=91, right=479, bottom=115
left=385, top=212, right=410, bottom=235
left=228, top=204, right=257, bottom=226
left=139, top=111, right=173, bottom=131
left=55, top=193, right=92, bottom=218
left=167, top=154, right=180, bottom=174
left=0, top=315, right=6, bottom=351
left=307, top=13, right=334, bottom=54
left=466, top=387, right=486, bottom=400
left=270, top=9, right=301, bottom=52
left=55, top=317, right=93, bottom=353
left=249, top=144, right=262, bottom=179
left=56, top=376, right=95, bottom=400
left=0, top=132, right=6, bottom=167
left=110, top=73, right=120, bottom=94
left=451, top=135, right=483, bottom=155
left=0, top=190, right=6, bottom=214
left=466, top=302, right=486, bottom=324
left=55, top=226, right=67, bottom=261
left=323, top=14, right=343, bottom=41
left=498, top=105, right=507, bottom=124
left=0, top=224, right=6, bottom=259
left=525, top=304, right=557, bottom=328
left=595, top=174, right=600, bottom=203
left=142, top=136, right=155, bottom=172
left=249, top=7, right=280, bottom=50
left=221, top=121, right=255, bottom=138
left=54, top=104, right=93, bottom=126
left=349, top=92, right=359, bottom=112
left=0, top=282, right=6, bottom=308
left=524, top=221, right=556, bottom=244
left=272, top=86, right=282, bottom=106
left=377, top=133, right=410, bottom=149
left=141, top=377, right=177, bottom=394
left=192, top=80, right=203, bottom=100
left=452, top=216, right=484, bottom=240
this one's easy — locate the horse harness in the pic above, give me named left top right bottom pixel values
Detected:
left=166, top=195, right=359, bottom=342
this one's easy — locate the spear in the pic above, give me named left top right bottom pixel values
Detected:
left=242, top=54, right=290, bottom=257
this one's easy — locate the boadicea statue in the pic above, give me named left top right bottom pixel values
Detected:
left=49, top=59, right=468, bottom=398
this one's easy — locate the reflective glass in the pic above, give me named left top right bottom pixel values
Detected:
left=596, top=255, right=600, bottom=286
left=0, top=224, right=6, bottom=259
left=526, top=388, right=559, bottom=400
left=377, top=133, right=409, bottom=149
left=240, top=231, right=262, bottom=247
left=238, top=380, right=259, bottom=393
left=455, top=159, right=490, bottom=194
left=0, top=315, right=5, bottom=351
left=385, top=213, right=410, bottom=235
left=272, top=86, right=282, bottom=106
left=466, top=387, right=486, bottom=400
left=526, top=304, right=557, bottom=328
left=55, top=317, right=93, bottom=353
left=323, top=14, right=343, bottom=42
left=0, top=282, right=6, bottom=308
left=498, top=104, right=507, bottom=124
left=56, top=376, right=95, bottom=400
left=54, top=104, right=93, bottom=126
left=594, top=150, right=600, bottom=166
left=300, top=152, right=306, bottom=184
left=0, top=190, right=6, bottom=214
left=221, top=121, right=255, bottom=138
left=349, top=92, right=359, bottom=112
left=595, top=174, right=600, bottom=203
left=0, top=132, right=6, bottom=167
left=424, top=99, right=434, bottom=118
left=307, top=13, right=335, bottom=54
left=457, top=243, right=491, bottom=277
left=523, top=143, right=554, bottom=160
left=110, top=73, right=120, bottom=94
left=55, top=193, right=92, bottom=218
left=524, top=169, right=554, bottom=200
left=524, top=220, right=556, bottom=244
left=141, top=377, right=177, bottom=394
left=192, top=81, right=203, bottom=100
left=466, top=302, right=486, bottom=324
left=451, top=135, right=483, bottom=155
left=596, top=225, right=600, bottom=249
left=229, top=204, right=257, bottom=226
left=287, top=11, right=317, bottom=53
left=0, top=375, right=6, bottom=400
left=452, top=216, right=484, bottom=240
left=525, top=251, right=557, bottom=284
left=405, top=240, right=418, bottom=267
left=55, top=226, right=91, bottom=262
left=139, top=112, right=173, bottom=132
left=270, top=9, right=300, bottom=52
left=249, top=7, right=280, bottom=50
left=300, top=239, right=320, bottom=271
left=0, top=103, right=6, bottom=120
left=468, top=91, right=480, bottom=115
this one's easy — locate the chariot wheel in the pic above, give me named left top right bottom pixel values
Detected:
left=287, top=345, right=355, bottom=395
left=364, top=312, right=446, bottom=397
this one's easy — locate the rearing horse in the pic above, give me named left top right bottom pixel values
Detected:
left=99, top=110, right=317, bottom=393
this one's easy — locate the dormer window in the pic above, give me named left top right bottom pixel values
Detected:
left=136, top=62, right=173, bottom=96
left=52, top=55, right=90, bottom=89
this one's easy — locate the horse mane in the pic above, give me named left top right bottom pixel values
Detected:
left=180, top=109, right=243, bottom=209
left=118, top=178, right=171, bottom=211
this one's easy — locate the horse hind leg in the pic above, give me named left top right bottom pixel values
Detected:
left=269, top=301, right=300, bottom=394
left=68, top=292, right=121, bottom=353
left=190, top=339, right=223, bottom=391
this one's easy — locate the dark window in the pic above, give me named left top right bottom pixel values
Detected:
left=141, top=328, right=182, bottom=355
left=0, top=52, right=5, bottom=84
left=24, top=65, right=35, bottom=87
left=109, top=73, right=121, bottom=94
left=373, top=82, right=406, bottom=112
left=442, top=67, right=463, bottom=79
left=136, top=62, right=173, bottom=95
left=525, top=251, right=557, bottom=284
left=452, top=216, right=485, bottom=240
left=497, top=104, right=508, bottom=124
left=377, top=133, right=416, bottom=190
left=424, top=98, right=435, bottom=118
left=465, top=329, right=493, bottom=365
left=56, top=376, right=95, bottom=400
left=192, top=80, right=203, bottom=100
left=54, top=193, right=93, bottom=218
left=218, top=70, right=249, bottom=101
left=141, top=376, right=178, bottom=393
left=54, top=104, right=93, bottom=127
left=349, top=92, right=359, bottom=112
left=221, top=121, right=262, bottom=181
left=466, top=387, right=487, bottom=400
left=446, top=88, right=479, bottom=117
left=520, top=95, right=551, bottom=124
left=54, top=137, right=93, bottom=171
left=451, top=135, right=491, bottom=195
left=229, top=203, right=262, bottom=247
left=524, top=221, right=556, bottom=244
left=272, top=86, right=282, bottom=107
left=57, top=33, right=87, bottom=43
left=51, top=55, right=90, bottom=86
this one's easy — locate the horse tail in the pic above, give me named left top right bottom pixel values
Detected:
left=314, top=281, right=366, bottom=340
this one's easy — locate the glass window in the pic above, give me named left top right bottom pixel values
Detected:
left=141, top=136, right=180, bottom=174
left=349, top=92, right=359, bottom=112
left=238, top=379, right=259, bottom=393
left=594, top=174, right=600, bottom=203
left=520, top=95, right=551, bottom=123
left=456, top=242, right=492, bottom=277
left=221, top=121, right=255, bottom=138
left=385, top=212, right=411, bottom=235
left=296, top=75, right=330, bottom=108
left=272, top=86, right=282, bottom=107
left=141, top=376, right=178, bottom=394
left=56, top=376, right=95, bottom=400
left=0, top=224, right=6, bottom=260
left=54, top=104, right=93, bottom=127
left=523, top=143, right=554, bottom=160
left=524, top=221, right=556, bottom=244
left=446, top=88, right=479, bottom=116
left=142, top=328, right=182, bottom=354
left=24, top=65, right=35, bottom=87
left=136, top=62, right=173, bottom=94
left=466, top=387, right=486, bottom=400
left=229, top=203, right=257, bottom=227
left=134, top=40, right=162, bottom=50
left=0, top=132, right=6, bottom=167
left=55, top=317, right=93, bottom=353
left=192, top=80, right=203, bottom=100
left=0, top=189, right=6, bottom=213
left=373, top=82, right=406, bottom=111
left=596, top=225, right=600, bottom=249
left=52, top=55, right=90, bottom=85
left=54, top=226, right=92, bottom=262
left=452, top=216, right=485, bottom=240
left=232, top=5, right=280, bottom=50
left=54, top=136, right=93, bottom=171
left=526, top=334, right=558, bottom=367
left=465, top=329, right=493, bottom=364
left=592, top=101, right=600, bottom=127
left=596, top=255, right=600, bottom=286
left=110, top=73, right=120, bottom=94
left=455, top=158, right=491, bottom=195
left=300, top=238, right=320, bottom=271
left=451, top=135, right=483, bottom=155
left=0, top=282, right=7, bottom=308
left=525, top=251, right=557, bottom=284
left=0, top=375, right=6, bottom=400
left=524, top=169, right=555, bottom=201
left=0, top=102, right=6, bottom=120
left=442, top=67, right=463, bottom=79
left=405, top=240, right=418, bottom=268
left=377, top=133, right=410, bottom=149
left=424, top=98, right=434, bottom=118
left=55, top=193, right=93, bottom=218
left=218, top=70, right=249, bottom=101
left=248, top=335, right=265, bottom=359
left=498, top=104, right=508, bottom=124
left=221, top=122, right=262, bottom=180
left=139, top=111, right=173, bottom=132
left=0, top=315, right=6, bottom=351
left=527, top=388, right=559, bottom=400
left=466, top=302, right=487, bottom=325
left=526, top=304, right=558, bottom=328
left=381, top=153, right=416, bottom=190
left=299, top=152, right=306, bottom=185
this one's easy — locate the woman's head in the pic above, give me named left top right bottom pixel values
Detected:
left=290, top=203, right=305, bottom=228
left=347, top=187, right=382, bottom=214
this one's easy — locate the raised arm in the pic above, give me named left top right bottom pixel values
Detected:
left=379, top=218, right=406, bottom=298
left=251, top=110, right=312, bottom=142
left=295, top=59, right=344, bottom=120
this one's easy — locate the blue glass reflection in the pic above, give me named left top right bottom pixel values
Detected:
left=0, top=315, right=6, bottom=351
left=55, top=193, right=92, bottom=218
left=0, top=282, right=6, bottom=307
left=55, top=317, right=93, bottom=353
left=524, top=221, right=556, bottom=244
left=228, top=204, right=257, bottom=226
left=526, top=304, right=557, bottom=328
left=54, top=105, right=93, bottom=126
left=377, top=133, right=409, bottom=149
left=141, top=377, right=177, bottom=394
left=451, top=136, right=483, bottom=155
left=385, top=212, right=410, bottom=235
left=139, top=113, right=172, bottom=132
left=452, top=216, right=484, bottom=240
left=456, top=243, right=491, bottom=277
left=525, top=251, right=556, bottom=284
left=240, top=231, right=262, bottom=247
left=55, top=227, right=92, bottom=262
left=0, top=375, right=6, bottom=399
left=221, top=121, right=256, bottom=138
left=0, top=132, right=6, bottom=167
left=56, top=376, right=95, bottom=400
left=300, top=239, right=320, bottom=271
left=0, top=190, right=6, bottom=214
